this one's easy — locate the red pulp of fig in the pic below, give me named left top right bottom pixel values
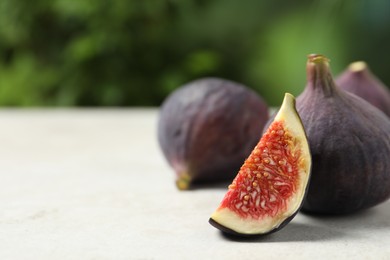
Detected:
left=220, top=121, right=301, bottom=219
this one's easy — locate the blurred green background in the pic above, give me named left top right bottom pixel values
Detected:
left=0, top=0, right=389, bottom=107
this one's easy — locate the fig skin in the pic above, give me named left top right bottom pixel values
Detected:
left=209, top=216, right=292, bottom=238
left=336, top=61, right=390, bottom=117
left=158, top=77, right=269, bottom=190
left=297, top=54, right=390, bottom=215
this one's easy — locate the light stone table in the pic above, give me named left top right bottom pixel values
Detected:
left=0, top=109, right=389, bottom=260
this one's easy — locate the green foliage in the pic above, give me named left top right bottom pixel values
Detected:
left=0, top=0, right=389, bottom=106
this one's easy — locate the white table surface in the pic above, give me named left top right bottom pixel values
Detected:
left=1, top=109, right=389, bottom=260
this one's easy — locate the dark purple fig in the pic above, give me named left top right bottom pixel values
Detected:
left=336, top=61, right=390, bottom=117
left=158, top=78, right=269, bottom=190
left=296, top=54, right=390, bottom=215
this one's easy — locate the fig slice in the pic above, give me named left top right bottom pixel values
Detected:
left=209, top=93, right=311, bottom=237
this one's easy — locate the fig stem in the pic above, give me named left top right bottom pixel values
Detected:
left=306, top=54, right=337, bottom=96
left=176, top=172, right=192, bottom=190
left=308, top=54, right=330, bottom=64
left=348, top=61, right=367, bottom=72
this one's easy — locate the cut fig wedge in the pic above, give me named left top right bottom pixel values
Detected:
left=209, top=93, right=311, bottom=237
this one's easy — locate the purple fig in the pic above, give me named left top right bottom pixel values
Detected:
left=158, top=78, right=269, bottom=190
left=296, top=54, right=390, bottom=215
left=336, top=61, right=390, bottom=117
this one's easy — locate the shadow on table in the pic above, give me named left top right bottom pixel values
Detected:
left=188, top=180, right=231, bottom=190
left=218, top=202, right=390, bottom=243
left=219, top=222, right=342, bottom=243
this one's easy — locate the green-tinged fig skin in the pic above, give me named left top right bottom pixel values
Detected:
left=335, top=62, right=390, bottom=117
left=297, top=55, right=390, bottom=215
left=158, top=78, right=269, bottom=188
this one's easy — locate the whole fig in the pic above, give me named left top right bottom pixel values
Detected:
left=158, top=78, right=269, bottom=190
left=296, top=54, right=390, bottom=214
left=336, top=61, right=390, bottom=117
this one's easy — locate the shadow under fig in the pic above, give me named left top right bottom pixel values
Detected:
left=301, top=203, right=390, bottom=231
left=189, top=180, right=232, bottom=190
left=219, top=222, right=344, bottom=243
left=218, top=201, right=390, bottom=243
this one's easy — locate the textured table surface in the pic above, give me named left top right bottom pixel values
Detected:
left=0, top=109, right=390, bottom=260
